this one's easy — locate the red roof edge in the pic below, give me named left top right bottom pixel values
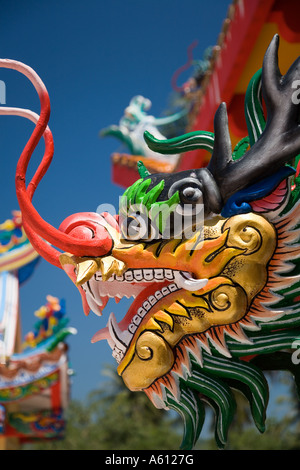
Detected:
left=179, top=0, right=275, bottom=171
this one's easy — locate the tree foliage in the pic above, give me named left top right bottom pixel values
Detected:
left=25, top=366, right=182, bottom=450
left=24, top=369, right=300, bottom=450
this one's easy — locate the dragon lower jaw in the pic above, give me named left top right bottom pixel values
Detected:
left=80, top=268, right=209, bottom=363
left=99, top=281, right=180, bottom=363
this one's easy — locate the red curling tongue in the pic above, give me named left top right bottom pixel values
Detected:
left=91, top=279, right=172, bottom=343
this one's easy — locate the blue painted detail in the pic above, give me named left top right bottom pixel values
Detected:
left=0, top=404, right=5, bottom=433
left=18, top=256, right=40, bottom=285
left=221, top=166, right=295, bottom=218
left=0, top=227, right=24, bottom=248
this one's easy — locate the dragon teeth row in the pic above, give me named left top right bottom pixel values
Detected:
left=95, top=268, right=175, bottom=282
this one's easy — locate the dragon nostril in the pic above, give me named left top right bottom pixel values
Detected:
left=59, top=212, right=115, bottom=257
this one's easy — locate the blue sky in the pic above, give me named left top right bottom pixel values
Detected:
left=0, top=0, right=232, bottom=401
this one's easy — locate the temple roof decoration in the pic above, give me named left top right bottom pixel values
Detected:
left=0, top=211, right=40, bottom=363
left=0, top=294, right=76, bottom=444
left=1, top=0, right=299, bottom=449
left=109, top=0, right=300, bottom=187
left=101, top=95, right=189, bottom=180
left=0, top=210, right=39, bottom=281
left=23, top=295, right=71, bottom=350
left=0, top=211, right=75, bottom=447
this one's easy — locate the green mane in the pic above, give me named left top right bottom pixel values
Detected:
left=163, top=172, right=300, bottom=449
left=119, top=178, right=180, bottom=234
left=144, top=69, right=300, bottom=449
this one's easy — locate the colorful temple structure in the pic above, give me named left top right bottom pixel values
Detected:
left=0, top=211, right=75, bottom=449
left=106, top=0, right=300, bottom=188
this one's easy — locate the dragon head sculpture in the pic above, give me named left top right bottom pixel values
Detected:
left=2, top=34, right=300, bottom=449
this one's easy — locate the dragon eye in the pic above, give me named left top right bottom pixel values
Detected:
left=168, top=176, right=204, bottom=207
left=180, top=186, right=203, bottom=204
